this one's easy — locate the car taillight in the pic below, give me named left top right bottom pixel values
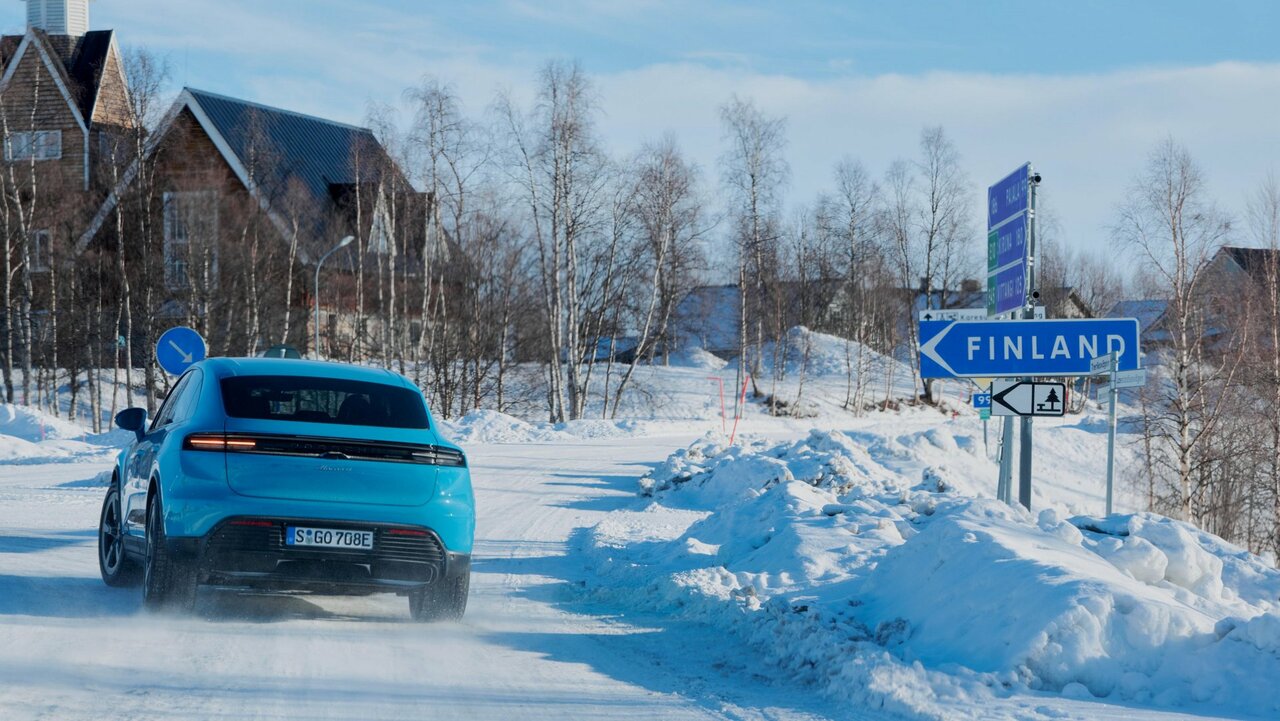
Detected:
left=410, top=448, right=466, bottom=466
left=184, top=433, right=257, bottom=452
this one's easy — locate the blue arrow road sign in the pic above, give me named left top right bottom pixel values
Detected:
left=919, top=318, right=1140, bottom=378
left=988, top=163, right=1030, bottom=229
left=156, top=326, right=207, bottom=376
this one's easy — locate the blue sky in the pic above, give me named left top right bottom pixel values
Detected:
left=5, top=1, right=1280, bottom=262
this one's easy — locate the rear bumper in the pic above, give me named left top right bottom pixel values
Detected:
left=169, top=517, right=470, bottom=594
left=162, top=488, right=475, bottom=555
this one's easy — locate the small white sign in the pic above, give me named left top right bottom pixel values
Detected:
left=1113, top=368, right=1147, bottom=388
left=921, top=306, right=1045, bottom=322
left=991, top=379, right=1067, bottom=417
left=1097, top=369, right=1147, bottom=395
left=919, top=308, right=987, bottom=322
left=1090, top=352, right=1116, bottom=376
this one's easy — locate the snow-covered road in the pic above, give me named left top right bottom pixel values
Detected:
left=0, top=437, right=849, bottom=721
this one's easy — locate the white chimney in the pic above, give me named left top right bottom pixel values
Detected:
left=24, top=0, right=90, bottom=37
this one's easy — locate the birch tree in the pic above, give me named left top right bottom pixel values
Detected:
left=719, top=96, right=788, bottom=405
left=1114, top=138, right=1233, bottom=523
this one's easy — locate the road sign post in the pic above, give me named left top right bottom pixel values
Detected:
left=1104, top=352, right=1118, bottom=516
left=155, top=326, right=207, bottom=376
left=997, top=417, right=1014, bottom=504
left=1090, top=354, right=1147, bottom=517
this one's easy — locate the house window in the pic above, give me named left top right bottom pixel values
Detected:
left=5, top=130, right=62, bottom=161
left=28, top=229, right=50, bottom=273
left=163, top=191, right=219, bottom=290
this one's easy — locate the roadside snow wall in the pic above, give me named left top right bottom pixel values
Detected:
left=585, top=429, right=1280, bottom=719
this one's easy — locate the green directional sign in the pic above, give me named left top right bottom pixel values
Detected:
left=979, top=408, right=991, bottom=420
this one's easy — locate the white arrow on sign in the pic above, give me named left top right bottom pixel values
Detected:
left=991, top=379, right=1067, bottom=417
left=168, top=339, right=193, bottom=364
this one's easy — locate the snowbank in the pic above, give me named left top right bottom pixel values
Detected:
left=665, top=346, right=729, bottom=370
left=0, top=404, right=127, bottom=462
left=585, top=428, right=1280, bottom=719
left=438, top=409, right=656, bottom=445
left=0, top=404, right=91, bottom=441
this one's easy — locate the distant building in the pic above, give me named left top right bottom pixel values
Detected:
left=1, top=0, right=130, bottom=213
left=76, top=88, right=430, bottom=354
left=1107, top=299, right=1170, bottom=346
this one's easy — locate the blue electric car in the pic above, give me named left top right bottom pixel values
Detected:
left=97, top=357, right=475, bottom=620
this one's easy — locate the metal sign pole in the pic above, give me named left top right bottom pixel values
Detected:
left=1106, top=352, right=1118, bottom=516
left=1017, top=170, right=1039, bottom=510
left=998, top=415, right=1014, bottom=503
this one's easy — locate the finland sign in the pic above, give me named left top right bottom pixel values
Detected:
left=991, top=379, right=1066, bottom=417
left=156, top=326, right=207, bottom=376
left=987, top=163, right=1031, bottom=317
left=918, top=318, right=1141, bottom=378
left=972, top=392, right=991, bottom=409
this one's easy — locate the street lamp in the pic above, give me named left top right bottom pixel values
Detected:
left=313, top=235, right=355, bottom=359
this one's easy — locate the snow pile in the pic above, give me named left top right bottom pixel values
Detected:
left=0, top=404, right=91, bottom=441
left=586, top=429, right=1280, bottom=719
left=438, top=409, right=655, bottom=445
left=666, top=346, right=729, bottom=370
left=437, top=409, right=567, bottom=444
left=0, top=404, right=127, bottom=462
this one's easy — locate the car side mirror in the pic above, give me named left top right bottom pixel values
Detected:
left=115, top=408, right=148, bottom=441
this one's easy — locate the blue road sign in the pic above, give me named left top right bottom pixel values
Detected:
left=987, top=164, right=1032, bottom=318
left=156, top=326, right=207, bottom=376
left=987, top=262, right=1027, bottom=317
left=988, top=163, right=1030, bottom=229
left=973, top=392, right=992, bottom=410
left=919, top=318, right=1140, bottom=378
left=988, top=214, right=1028, bottom=271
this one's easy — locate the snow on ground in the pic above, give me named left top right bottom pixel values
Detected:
left=584, top=425, right=1280, bottom=720
left=0, top=342, right=1271, bottom=721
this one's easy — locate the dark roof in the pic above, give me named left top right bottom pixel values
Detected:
left=67, top=30, right=113, bottom=120
left=3, top=29, right=116, bottom=122
left=186, top=88, right=405, bottom=215
left=1222, top=246, right=1280, bottom=284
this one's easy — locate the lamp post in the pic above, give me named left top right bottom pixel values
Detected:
left=313, top=235, right=354, bottom=359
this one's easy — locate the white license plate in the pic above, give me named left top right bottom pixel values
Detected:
left=285, top=526, right=374, bottom=550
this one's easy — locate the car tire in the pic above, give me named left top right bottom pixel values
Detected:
left=408, top=571, right=469, bottom=622
left=142, top=493, right=197, bottom=612
left=98, top=483, right=141, bottom=587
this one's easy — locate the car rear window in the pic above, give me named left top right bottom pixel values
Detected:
left=220, top=375, right=429, bottom=429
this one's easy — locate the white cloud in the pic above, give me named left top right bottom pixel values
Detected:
left=591, top=61, right=1280, bottom=257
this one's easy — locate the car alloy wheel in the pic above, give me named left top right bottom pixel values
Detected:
left=98, top=485, right=140, bottom=587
